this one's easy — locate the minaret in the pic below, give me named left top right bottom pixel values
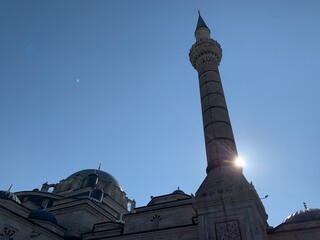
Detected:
left=190, top=13, right=269, bottom=240
left=190, top=12, right=238, bottom=173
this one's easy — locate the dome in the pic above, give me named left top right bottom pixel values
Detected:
left=67, top=169, right=121, bottom=188
left=54, top=169, right=128, bottom=208
left=0, top=190, right=21, bottom=203
left=172, top=188, right=185, bottom=195
left=283, top=208, right=320, bottom=224
left=29, top=209, right=57, bottom=224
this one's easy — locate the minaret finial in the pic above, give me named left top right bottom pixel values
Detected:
left=98, top=163, right=101, bottom=170
left=303, top=202, right=308, bottom=210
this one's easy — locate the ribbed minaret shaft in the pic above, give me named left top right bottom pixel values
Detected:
left=189, top=14, right=238, bottom=173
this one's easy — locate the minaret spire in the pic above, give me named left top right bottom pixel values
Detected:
left=190, top=14, right=238, bottom=173
left=196, top=11, right=209, bottom=30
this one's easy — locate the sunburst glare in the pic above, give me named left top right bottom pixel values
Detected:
left=234, top=156, right=246, bottom=168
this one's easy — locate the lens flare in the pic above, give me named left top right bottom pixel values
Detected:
left=234, top=156, right=245, bottom=168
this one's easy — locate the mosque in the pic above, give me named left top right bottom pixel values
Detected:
left=1, top=14, right=319, bottom=240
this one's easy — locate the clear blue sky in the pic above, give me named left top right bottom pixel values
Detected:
left=1, top=0, right=319, bottom=227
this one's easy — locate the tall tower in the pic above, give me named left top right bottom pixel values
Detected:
left=190, top=13, right=269, bottom=240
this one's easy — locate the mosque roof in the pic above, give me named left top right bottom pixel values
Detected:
left=67, top=169, right=121, bottom=188
left=283, top=208, right=320, bottom=224
left=0, top=190, right=21, bottom=203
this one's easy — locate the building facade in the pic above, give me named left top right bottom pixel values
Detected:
left=1, top=14, right=319, bottom=240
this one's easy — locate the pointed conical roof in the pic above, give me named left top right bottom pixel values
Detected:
left=196, top=11, right=209, bottom=30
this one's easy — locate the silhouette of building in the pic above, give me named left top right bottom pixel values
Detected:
left=1, top=14, right=319, bottom=240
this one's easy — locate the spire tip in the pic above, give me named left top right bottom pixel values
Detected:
left=196, top=11, right=209, bottom=31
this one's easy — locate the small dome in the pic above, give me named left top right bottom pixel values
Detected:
left=283, top=208, right=320, bottom=224
left=172, top=188, right=185, bottom=195
left=29, top=209, right=57, bottom=224
left=67, top=169, right=121, bottom=188
left=0, top=190, right=21, bottom=203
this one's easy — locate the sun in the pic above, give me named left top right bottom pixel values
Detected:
left=234, top=156, right=246, bottom=168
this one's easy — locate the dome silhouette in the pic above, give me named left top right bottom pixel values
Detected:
left=67, top=169, right=121, bottom=188
left=283, top=208, right=320, bottom=224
